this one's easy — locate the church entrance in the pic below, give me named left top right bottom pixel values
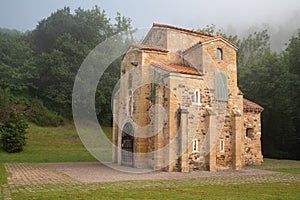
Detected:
left=121, top=123, right=134, bottom=166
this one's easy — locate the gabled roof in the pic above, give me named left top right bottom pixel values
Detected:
left=199, top=35, right=238, bottom=50
left=131, top=43, right=168, bottom=53
left=243, top=98, right=264, bottom=112
left=153, top=23, right=214, bottom=38
left=183, top=35, right=238, bottom=54
left=151, top=62, right=202, bottom=76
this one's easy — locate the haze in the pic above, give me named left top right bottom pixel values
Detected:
left=1, top=0, right=300, bottom=50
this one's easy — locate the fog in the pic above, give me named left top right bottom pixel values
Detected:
left=1, top=0, right=299, bottom=51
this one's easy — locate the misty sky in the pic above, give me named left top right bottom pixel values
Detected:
left=1, top=0, right=300, bottom=50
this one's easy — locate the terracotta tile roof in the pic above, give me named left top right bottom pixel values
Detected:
left=199, top=35, right=239, bottom=50
left=183, top=35, right=238, bottom=54
left=131, top=43, right=168, bottom=53
left=151, top=62, right=202, bottom=76
left=243, top=98, right=264, bottom=112
left=153, top=23, right=214, bottom=38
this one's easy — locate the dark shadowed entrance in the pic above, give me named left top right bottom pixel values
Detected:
left=121, top=123, right=134, bottom=166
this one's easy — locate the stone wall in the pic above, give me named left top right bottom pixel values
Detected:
left=114, top=24, right=263, bottom=172
left=242, top=110, right=263, bottom=165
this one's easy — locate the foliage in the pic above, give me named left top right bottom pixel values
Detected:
left=199, top=25, right=300, bottom=159
left=26, top=99, right=65, bottom=127
left=198, top=24, right=240, bottom=46
left=237, top=29, right=300, bottom=159
left=0, top=88, right=10, bottom=109
left=0, top=6, right=133, bottom=125
left=0, top=109, right=28, bottom=153
left=0, top=32, right=35, bottom=95
left=0, top=7, right=298, bottom=159
left=29, top=6, right=133, bottom=119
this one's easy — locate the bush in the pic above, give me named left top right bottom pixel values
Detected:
left=0, top=88, right=10, bottom=109
left=26, top=99, right=65, bottom=127
left=0, top=110, right=28, bottom=153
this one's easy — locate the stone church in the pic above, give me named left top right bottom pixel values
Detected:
left=112, top=23, right=264, bottom=172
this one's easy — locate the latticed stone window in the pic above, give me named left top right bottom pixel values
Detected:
left=215, top=71, right=228, bottom=101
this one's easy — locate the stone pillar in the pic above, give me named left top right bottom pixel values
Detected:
left=117, top=125, right=122, bottom=165
left=112, top=122, right=118, bottom=163
left=112, top=96, right=118, bottom=163
left=206, top=108, right=216, bottom=172
left=180, top=109, right=189, bottom=172
left=232, top=107, right=242, bottom=170
left=154, top=87, right=165, bottom=171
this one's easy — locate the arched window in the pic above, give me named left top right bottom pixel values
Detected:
left=216, top=48, right=223, bottom=60
left=128, top=89, right=134, bottom=117
left=193, top=89, right=200, bottom=105
left=121, top=123, right=134, bottom=166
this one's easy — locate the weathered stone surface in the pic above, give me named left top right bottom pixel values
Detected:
left=113, top=23, right=263, bottom=172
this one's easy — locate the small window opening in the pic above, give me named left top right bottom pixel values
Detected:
left=192, top=139, right=199, bottom=152
left=128, top=89, right=134, bottom=117
left=193, top=89, right=200, bottom=105
left=128, top=73, right=132, bottom=89
left=150, top=80, right=157, bottom=103
left=220, top=139, right=225, bottom=153
left=216, top=48, right=223, bottom=60
left=246, top=128, right=255, bottom=140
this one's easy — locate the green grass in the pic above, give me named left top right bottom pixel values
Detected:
left=247, top=158, right=300, bottom=175
left=0, top=123, right=114, bottom=163
left=12, top=182, right=300, bottom=200
left=1, top=123, right=300, bottom=199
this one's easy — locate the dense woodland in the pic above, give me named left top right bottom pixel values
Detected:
left=0, top=7, right=299, bottom=159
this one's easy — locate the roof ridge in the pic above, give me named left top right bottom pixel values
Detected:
left=243, top=98, right=264, bottom=112
left=153, top=23, right=214, bottom=38
left=199, top=35, right=238, bottom=50
left=150, top=62, right=201, bottom=76
left=131, top=43, right=168, bottom=53
left=183, top=35, right=238, bottom=54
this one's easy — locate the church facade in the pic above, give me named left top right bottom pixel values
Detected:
left=112, top=23, right=263, bottom=172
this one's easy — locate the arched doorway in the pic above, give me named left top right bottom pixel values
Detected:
left=121, top=123, right=134, bottom=166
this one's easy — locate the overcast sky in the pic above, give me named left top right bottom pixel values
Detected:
left=0, top=0, right=299, bottom=31
left=1, top=0, right=300, bottom=49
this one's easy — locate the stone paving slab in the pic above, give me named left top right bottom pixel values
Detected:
left=45, top=162, right=280, bottom=183
left=3, top=162, right=300, bottom=196
left=5, top=163, right=79, bottom=185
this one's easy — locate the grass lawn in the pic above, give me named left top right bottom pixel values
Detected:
left=247, top=158, right=300, bottom=175
left=1, top=123, right=299, bottom=199
left=0, top=123, right=113, bottom=163
left=11, top=182, right=300, bottom=200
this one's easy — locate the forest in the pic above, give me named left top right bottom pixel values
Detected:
left=0, top=6, right=299, bottom=159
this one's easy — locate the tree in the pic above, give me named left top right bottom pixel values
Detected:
left=0, top=108, right=28, bottom=153
left=29, top=6, right=134, bottom=119
left=198, top=24, right=240, bottom=46
left=0, top=32, right=35, bottom=96
left=199, top=24, right=299, bottom=159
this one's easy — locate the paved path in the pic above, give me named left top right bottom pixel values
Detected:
left=2, top=162, right=300, bottom=198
